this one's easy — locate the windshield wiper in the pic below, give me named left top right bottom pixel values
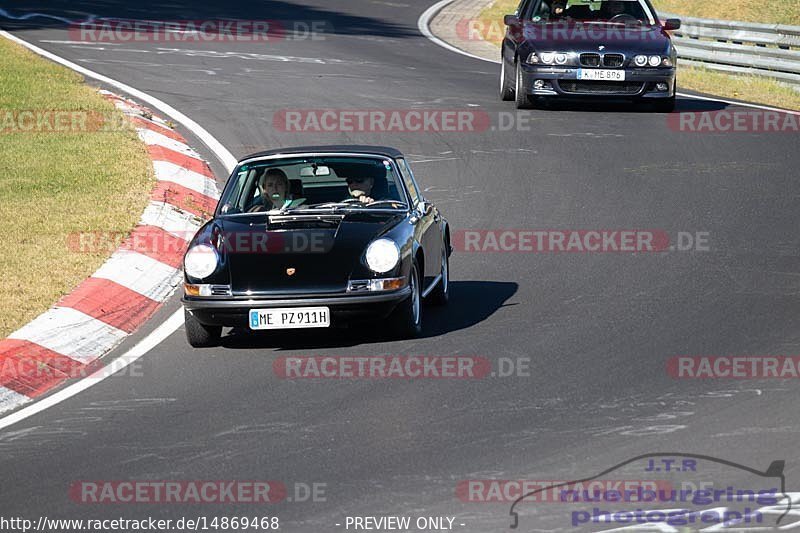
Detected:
left=305, top=202, right=358, bottom=210
left=305, top=200, right=408, bottom=210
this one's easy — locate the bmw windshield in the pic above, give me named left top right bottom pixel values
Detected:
left=529, top=0, right=658, bottom=26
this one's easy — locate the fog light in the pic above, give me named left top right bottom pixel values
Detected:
left=534, top=79, right=545, bottom=89
left=656, top=82, right=668, bottom=91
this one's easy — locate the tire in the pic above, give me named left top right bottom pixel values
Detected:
left=389, top=263, right=422, bottom=339
left=514, top=61, right=533, bottom=109
left=500, top=52, right=515, bottom=101
left=653, top=95, right=676, bottom=113
left=654, top=80, right=676, bottom=113
left=427, top=245, right=449, bottom=306
left=184, top=309, right=222, bottom=347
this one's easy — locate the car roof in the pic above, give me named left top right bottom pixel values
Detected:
left=240, top=145, right=404, bottom=162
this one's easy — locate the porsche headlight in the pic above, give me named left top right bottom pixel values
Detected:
left=184, top=244, right=218, bottom=279
left=365, top=239, right=400, bottom=274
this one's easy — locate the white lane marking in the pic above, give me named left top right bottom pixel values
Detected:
left=0, top=31, right=232, bottom=428
left=8, top=308, right=128, bottom=364
left=92, top=252, right=182, bottom=302
left=409, top=157, right=461, bottom=163
left=40, top=39, right=122, bottom=46
left=137, top=128, right=200, bottom=157
left=140, top=201, right=203, bottom=239
left=417, top=0, right=800, bottom=115
left=0, top=387, right=31, bottom=415
left=0, top=30, right=238, bottom=171
left=418, top=0, right=497, bottom=64
left=153, top=161, right=220, bottom=199
left=0, top=310, right=185, bottom=431
left=674, top=91, right=800, bottom=116
left=0, top=8, right=82, bottom=25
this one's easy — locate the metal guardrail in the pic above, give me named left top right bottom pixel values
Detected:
left=660, top=12, right=800, bottom=87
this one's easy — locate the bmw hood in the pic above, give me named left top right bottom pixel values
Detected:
left=520, top=22, right=672, bottom=56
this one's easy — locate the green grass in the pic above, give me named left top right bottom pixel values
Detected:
left=475, top=0, right=800, bottom=111
left=0, top=38, right=153, bottom=338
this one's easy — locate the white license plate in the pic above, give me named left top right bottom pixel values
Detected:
left=249, top=307, right=330, bottom=330
left=578, top=69, right=626, bottom=81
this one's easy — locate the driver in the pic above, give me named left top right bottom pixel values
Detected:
left=345, top=175, right=377, bottom=205
left=600, top=0, right=629, bottom=19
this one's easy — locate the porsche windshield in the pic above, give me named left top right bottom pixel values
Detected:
left=218, top=155, right=408, bottom=215
left=530, top=0, right=655, bottom=25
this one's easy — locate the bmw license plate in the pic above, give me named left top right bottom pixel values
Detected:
left=578, top=69, right=625, bottom=81
left=249, top=307, right=330, bottom=330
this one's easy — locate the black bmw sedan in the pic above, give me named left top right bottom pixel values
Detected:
left=500, top=0, right=680, bottom=111
left=181, top=146, right=451, bottom=346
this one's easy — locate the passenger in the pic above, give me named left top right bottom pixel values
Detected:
left=249, top=168, right=303, bottom=211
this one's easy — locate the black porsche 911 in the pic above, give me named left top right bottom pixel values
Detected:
left=500, top=0, right=680, bottom=111
left=181, top=145, right=451, bottom=346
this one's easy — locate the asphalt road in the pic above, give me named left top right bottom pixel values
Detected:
left=1, top=0, right=799, bottom=531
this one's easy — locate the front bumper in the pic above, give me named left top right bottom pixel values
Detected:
left=519, top=64, right=676, bottom=98
left=182, top=287, right=412, bottom=328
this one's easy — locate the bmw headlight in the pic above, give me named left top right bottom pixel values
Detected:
left=648, top=55, right=662, bottom=67
left=184, top=244, right=218, bottom=279
left=540, top=52, right=555, bottom=64
left=555, top=53, right=568, bottom=65
left=365, top=239, right=400, bottom=274
left=634, top=55, right=648, bottom=67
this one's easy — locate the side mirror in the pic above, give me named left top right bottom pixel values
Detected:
left=663, top=18, right=681, bottom=30
left=504, top=14, right=520, bottom=26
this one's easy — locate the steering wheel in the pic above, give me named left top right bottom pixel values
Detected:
left=609, top=13, right=639, bottom=23
left=340, top=197, right=362, bottom=204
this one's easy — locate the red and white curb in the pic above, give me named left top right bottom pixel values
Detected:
left=0, top=90, right=219, bottom=414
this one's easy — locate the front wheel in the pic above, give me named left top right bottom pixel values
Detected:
left=428, top=246, right=449, bottom=306
left=389, top=263, right=422, bottom=338
left=185, top=309, right=222, bottom=347
left=653, top=80, right=677, bottom=113
left=500, top=53, right=514, bottom=101
left=514, top=61, right=533, bottom=109
left=653, top=95, right=676, bottom=113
